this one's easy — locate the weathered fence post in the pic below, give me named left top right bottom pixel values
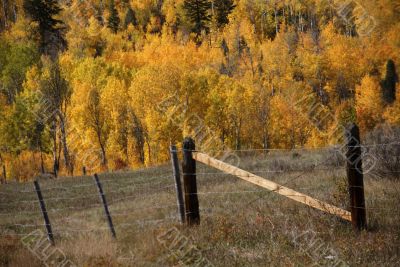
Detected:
left=82, top=166, right=87, bottom=176
left=93, top=174, right=116, bottom=238
left=33, top=180, right=55, bottom=245
left=170, top=145, right=185, bottom=224
left=182, top=137, right=200, bottom=225
left=345, top=123, right=367, bottom=230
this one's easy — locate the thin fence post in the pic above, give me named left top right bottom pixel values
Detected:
left=345, top=123, right=367, bottom=230
left=93, top=174, right=116, bottom=238
left=170, top=145, right=185, bottom=224
left=82, top=166, right=87, bottom=176
left=182, top=137, right=200, bottom=225
left=33, top=180, right=55, bottom=245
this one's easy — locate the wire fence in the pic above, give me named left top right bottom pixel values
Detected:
left=172, top=142, right=400, bottom=152
left=0, top=144, right=399, bottom=241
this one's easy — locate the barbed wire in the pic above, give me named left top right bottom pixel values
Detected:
left=0, top=232, right=44, bottom=236
left=175, top=146, right=338, bottom=153
left=0, top=143, right=399, bottom=241
left=107, top=186, right=175, bottom=206
left=2, top=201, right=396, bottom=232
left=110, top=204, right=178, bottom=217
left=184, top=167, right=345, bottom=177
left=0, top=204, right=396, bottom=239
left=0, top=166, right=346, bottom=204
left=0, top=216, right=179, bottom=237
left=46, top=203, right=103, bottom=213
left=176, top=142, right=400, bottom=154
left=100, top=174, right=172, bottom=185
left=0, top=176, right=171, bottom=205
left=0, top=173, right=172, bottom=193
left=0, top=182, right=95, bottom=193
left=0, top=210, right=42, bottom=216
left=236, top=152, right=341, bottom=210
left=0, top=199, right=39, bottom=205
left=101, top=178, right=174, bottom=191
left=0, top=191, right=36, bottom=196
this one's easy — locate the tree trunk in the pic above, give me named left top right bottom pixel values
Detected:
left=131, top=112, right=145, bottom=164
left=95, top=128, right=107, bottom=168
left=274, top=6, right=279, bottom=35
left=58, top=113, right=73, bottom=175
left=234, top=120, right=242, bottom=150
left=146, top=139, right=151, bottom=165
left=290, top=108, right=296, bottom=149
left=263, top=126, right=269, bottom=149
left=39, top=138, right=45, bottom=174
left=2, top=0, right=8, bottom=30
left=51, top=121, right=59, bottom=177
left=12, top=2, right=16, bottom=22
left=100, top=142, right=107, bottom=167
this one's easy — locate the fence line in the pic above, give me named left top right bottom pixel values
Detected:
left=1, top=202, right=395, bottom=233
left=185, top=167, right=345, bottom=177
left=0, top=174, right=172, bottom=193
left=111, top=205, right=179, bottom=217
left=0, top=186, right=174, bottom=205
left=177, top=142, right=400, bottom=153
left=1, top=135, right=399, bottom=244
left=0, top=217, right=180, bottom=237
left=100, top=174, right=172, bottom=185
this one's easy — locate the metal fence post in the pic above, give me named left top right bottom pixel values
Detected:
left=94, top=174, right=116, bottom=238
left=33, top=180, right=55, bottom=245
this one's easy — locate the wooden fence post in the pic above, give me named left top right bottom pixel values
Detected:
left=93, top=174, right=116, bottom=238
left=182, top=137, right=200, bottom=225
left=33, top=180, right=55, bottom=245
left=170, top=145, right=185, bottom=224
left=345, top=123, right=367, bottom=230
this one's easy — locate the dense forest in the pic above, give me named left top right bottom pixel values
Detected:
left=0, top=0, right=399, bottom=180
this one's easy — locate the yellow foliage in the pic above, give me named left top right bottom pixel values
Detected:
left=355, top=75, right=384, bottom=132
left=383, top=85, right=400, bottom=125
left=269, top=83, right=314, bottom=148
left=5, top=152, right=43, bottom=182
left=2, top=0, right=400, bottom=174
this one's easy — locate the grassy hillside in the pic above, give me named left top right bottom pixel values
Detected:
left=0, top=150, right=399, bottom=266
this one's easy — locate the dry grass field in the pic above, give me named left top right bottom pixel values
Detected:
left=0, top=149, right=399, bottom=266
